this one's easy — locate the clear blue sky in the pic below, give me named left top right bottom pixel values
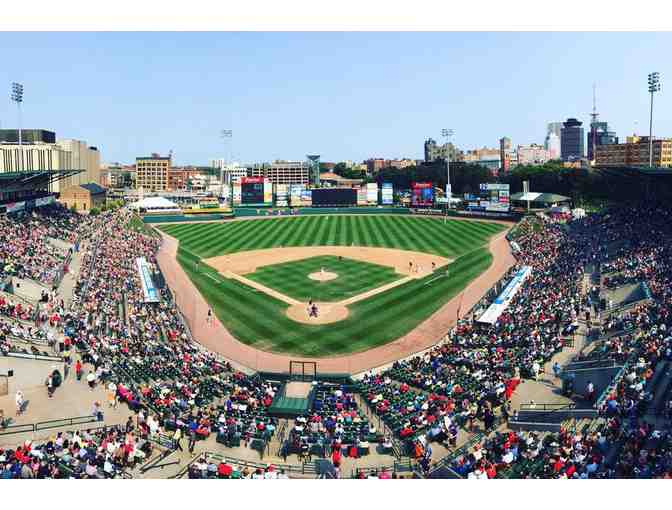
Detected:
left=1, top=32, right=670, bottom=165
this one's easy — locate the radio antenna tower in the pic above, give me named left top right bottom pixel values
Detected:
left=590, top=83, right=599, bottom=162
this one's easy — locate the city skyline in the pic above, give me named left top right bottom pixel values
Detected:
left=0, top=32, right=670, bottom=165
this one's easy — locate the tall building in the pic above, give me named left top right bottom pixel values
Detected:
left=545, top=133, right=561, bottom=160
left=587, top=121, right=618, bottom=161
left=135, top=155, right=171, bottom=191
left=545, top=122, right=563, bottom=140
left=545, top=122, right=563, bottom=159
left=424, top=138, right=459, bottom=163
left=56, top=139, right=101, bottom=186
left=517, top=144, right=552, bottom=165
left=248, top=161, right=310, bottom=185
left=560, top=118, right=585, bottom=161
left=595, top=136, right=672, bottom=168
left=499, top=137, right=512, bottom=172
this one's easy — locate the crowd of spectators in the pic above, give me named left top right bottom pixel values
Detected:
left=0, top=205, right=83, bottom=286
left=3, top=201, right=672, bottom=479
left=0, top=423, right=148, bottom=479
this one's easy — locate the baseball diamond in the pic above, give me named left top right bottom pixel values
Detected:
left=159, top=215, right=507, bottom=357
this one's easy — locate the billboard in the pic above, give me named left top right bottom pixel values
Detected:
left=381, top=183, right=393, bottom=205
left=468, top=183, right=510, bottom=212
left=366, top=183, right=379, bottom=204
left=289, top=184, right=304, bottom=206
left=275, top=184, right=289, bottom=207
left=411, top=182, right=434, bottom=206
left=232, top=181, right=242, bottom=205
left=357, top=186, right=367, bottom=205
left=311, top=188, right=357, bottom=207
left=300, top=189, right=313, bottom=206
left=264, top=180, right=273, bottom=204
left=240, top=177, right=271, bottom=206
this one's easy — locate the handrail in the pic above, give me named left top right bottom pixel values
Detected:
left=519, top=402, right=576, bottom=412
left=0, top=415, right=102, bottom=437
left=172, top=451, right=317, bottom=478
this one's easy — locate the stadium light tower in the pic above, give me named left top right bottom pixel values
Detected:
left=11, top=82, right=24, bottom=170
left=647, top=72, right=661, bottom=168
left=220, top=129, right=233, bottom=194
left=441, top=128, right=454, bottom=205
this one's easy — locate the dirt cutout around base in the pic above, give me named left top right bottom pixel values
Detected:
left=205, top=245, right=452, bottom=278
left=308, top=271, right=338, bottom=282
left=286, top=302, right=350, bottom=324
left=207, top=246, right=453, bottom=326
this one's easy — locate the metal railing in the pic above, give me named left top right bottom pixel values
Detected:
left=0, top=415, right=99, bottom=437
left=172, top=451, right=318, bottom=479
left=519, top=402, right=576, bottom=413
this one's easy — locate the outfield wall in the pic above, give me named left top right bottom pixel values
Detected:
left=233, top=206, right=409, bottom=217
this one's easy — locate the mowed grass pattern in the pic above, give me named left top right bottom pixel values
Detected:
left=245, top=255, right=402, bottom=302
left=162, top=215, right=507, bottom=357
left=159, top=215, right=504, bottom=260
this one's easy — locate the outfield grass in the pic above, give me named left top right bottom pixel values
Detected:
left=163, top=215, right=506, bottom=357
left=159, top=215, right=503, bottom=259
left=245, top=255, right=402, bottom=302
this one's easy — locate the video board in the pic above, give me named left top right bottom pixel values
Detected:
left=411, top=182, right=434, bottom=206
left=311, top=188, right=357, bottom=207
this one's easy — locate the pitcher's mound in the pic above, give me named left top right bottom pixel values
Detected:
left=286, top=302, right=349, bottom=324
left=308, top=271, right=338, bottom=282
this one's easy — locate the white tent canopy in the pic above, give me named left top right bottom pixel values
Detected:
left=129, top=196, right=180, bottom=211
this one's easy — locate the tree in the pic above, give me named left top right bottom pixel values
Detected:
left=333, top=162, right=348, bottom=175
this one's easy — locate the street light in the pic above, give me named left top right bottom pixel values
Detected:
left=11, top=82, right=24, bottom=171
left=647, top=72, right=661, bottom=168
left=441, top=128, right=454, bottom=217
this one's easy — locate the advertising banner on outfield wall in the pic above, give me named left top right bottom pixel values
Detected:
left=300, top=189, right=312, bottom=206
left=382, top=183, right=393, bottom=205
left=477, top=265, right=532, bottom=324
left=366, top=183, right=378, bottom=204
left=263, top=179, right=273, bottom=205
left=289, top=184, right=303, bottom=206
left=232, top=181, right=242, bottom=205
left=357, top=186, right=367, bottom=205
left=275, top=184, right=289, bottom=207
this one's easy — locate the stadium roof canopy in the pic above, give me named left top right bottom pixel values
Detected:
left=129, top=196, right=179, bottom=211
left=510, top=192, right=571, bottom=204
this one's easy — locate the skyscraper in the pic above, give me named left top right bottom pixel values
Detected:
left=560, top=118, right=585, bottom=161
left=545, top=122, right=563, bottom=156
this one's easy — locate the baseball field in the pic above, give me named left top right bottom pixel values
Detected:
left=159, top=215, right=507, bottom=357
